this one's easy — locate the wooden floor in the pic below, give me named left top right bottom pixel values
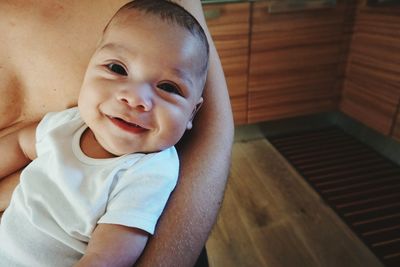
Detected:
left=206, top=138, right=384, bottom=267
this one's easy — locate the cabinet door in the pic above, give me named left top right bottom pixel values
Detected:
left=340, top=7, right=400, bottom=136
left=247, top=1, right=350, bottom=123
left=204, top=2, right=250, bottom=124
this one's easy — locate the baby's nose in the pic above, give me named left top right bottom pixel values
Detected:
left=117, top=84, right=153, bottom=112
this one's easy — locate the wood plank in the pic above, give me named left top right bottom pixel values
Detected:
left=339, top=4, right=400, bottom=136
left=207, top=138, right=384, bottom=267
left=230, top=96, right=247, bottom=125
left=204, top=2, right=250, bottom=124
left=340, top=78, right=399, bottom=135
left=249, top=64, right=338, bottom=93
left=249, top=44, right=342, bottom=75
left=248, top=96, right=336, bottom=123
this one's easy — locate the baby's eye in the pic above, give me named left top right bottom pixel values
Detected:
left=157, top=82, right=181, bottom=96
left=107, top=63, right=127, bottom=76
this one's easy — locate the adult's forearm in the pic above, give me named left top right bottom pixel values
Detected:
left=135, top=2, right=235, bottom=266
left=0, top=170, right=21, bottom=212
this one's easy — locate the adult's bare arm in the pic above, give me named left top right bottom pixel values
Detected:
left=0, top=171, right=21, bottom=212
left=135, top=1, right=234, bottom=267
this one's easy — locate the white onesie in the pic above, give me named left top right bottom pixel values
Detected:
left=0, top=107, right=179, bottom=267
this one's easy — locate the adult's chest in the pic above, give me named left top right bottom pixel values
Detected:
left=0, top=0, right=128, bottom=137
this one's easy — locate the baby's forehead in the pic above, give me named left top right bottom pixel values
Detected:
left=106, top=11, right=196, bottom=49
left=103, top=17, right=204, bottom=62
left=110, top=9, right=174, bottom=30
left=103, top=8, right=208, bottom=92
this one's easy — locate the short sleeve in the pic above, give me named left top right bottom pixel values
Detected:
left=36, top=107, right=80, bottom=143
left=98, top=147, right=179, bottom=234
left=35, top=107, right=80, bottom=155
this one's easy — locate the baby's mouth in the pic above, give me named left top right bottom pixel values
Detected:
left=108, top=116, right=148, bottom=133
left=114, top=117, right=141, bottom=127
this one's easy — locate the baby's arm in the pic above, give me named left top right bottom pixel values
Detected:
left=74, top=224, right=148, bottom=267
left=0, top=123, right=37, bottom=179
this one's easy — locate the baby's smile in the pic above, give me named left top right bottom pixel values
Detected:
left=107, top=115, right=149, bottom=134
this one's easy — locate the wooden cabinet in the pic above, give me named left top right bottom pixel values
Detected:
left=204, top=1, right=352, bottom=125
left=339, top=5, right=400, bottom=136
left=204, top=2, right=250, bottom=124
left=247, top=1, right=351, bottom=123
left=203, top=1, right=400, bottom=142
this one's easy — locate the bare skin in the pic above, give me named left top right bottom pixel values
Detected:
left=0, top=1, right=233, bottom=266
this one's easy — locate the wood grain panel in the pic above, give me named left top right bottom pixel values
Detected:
left=340, top=4, right=400, bottom=135
left=248, top=1, right=354, bottom=123
left=204, top=2, right=250, bottom=124
left=230, top=96, right=247, bottom=124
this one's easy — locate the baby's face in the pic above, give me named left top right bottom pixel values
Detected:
left=78, top=11, right=204, bottom=156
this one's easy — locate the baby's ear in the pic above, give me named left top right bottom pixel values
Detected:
left=186, top=97, right=203, bottom=130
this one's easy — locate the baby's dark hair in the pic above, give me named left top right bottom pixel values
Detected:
left=107, top=0, right=210, bottom=80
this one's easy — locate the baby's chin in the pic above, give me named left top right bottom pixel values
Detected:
left=107, top=145, right=163, bottom=156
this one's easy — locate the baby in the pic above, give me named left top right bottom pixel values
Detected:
left=0, top=0, right=209, bottom=266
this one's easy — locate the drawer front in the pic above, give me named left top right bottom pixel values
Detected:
left=247, top=1, right=349, bottom=123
